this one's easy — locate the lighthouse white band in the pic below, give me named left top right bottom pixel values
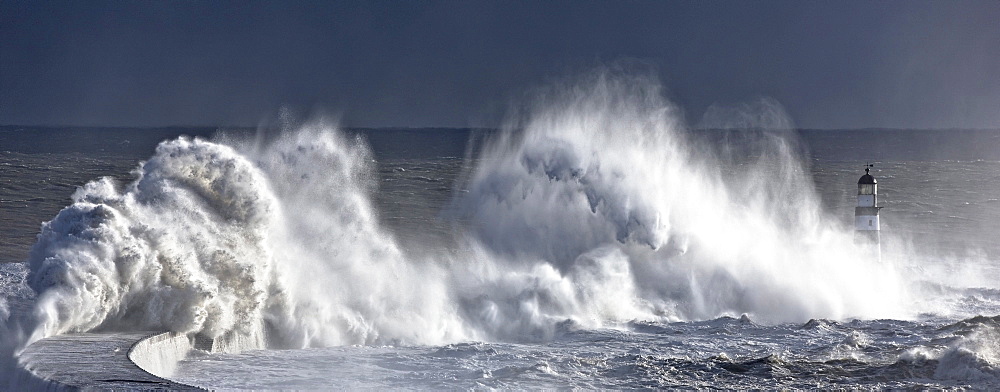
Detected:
left=855, top=215, right=880, bottom=231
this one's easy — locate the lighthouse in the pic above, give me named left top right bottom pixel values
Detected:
left=855, top=164, right=881, bottom=256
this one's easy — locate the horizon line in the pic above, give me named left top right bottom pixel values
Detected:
left=2, top=124, right=1000, bottom=132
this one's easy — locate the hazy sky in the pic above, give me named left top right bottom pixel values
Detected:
left=2, top=1, right=998, bottom=129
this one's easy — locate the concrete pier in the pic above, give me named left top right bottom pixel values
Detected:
left=15, top=332, right=204, bottom=391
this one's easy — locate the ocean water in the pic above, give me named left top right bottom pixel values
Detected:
left=3, top=77, right=1000, bottom=389
left=165, top=157, right=1000, bottom=390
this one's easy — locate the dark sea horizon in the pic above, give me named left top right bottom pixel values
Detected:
left=5, top=125, right=1000, bottom=265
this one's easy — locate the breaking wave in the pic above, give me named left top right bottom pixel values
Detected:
left=899, top=315, right=1000, bottom=382
left=24, top=124, right=467, bottom=351
left=450, top=71, right=908, bottom=326
left=17, top=70, right=915, bottom=358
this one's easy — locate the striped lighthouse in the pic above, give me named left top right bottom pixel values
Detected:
left=855, top=164, right=881, bottom=258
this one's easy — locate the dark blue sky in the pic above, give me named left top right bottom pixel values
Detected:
left=2, top=1, right=998, bottom=129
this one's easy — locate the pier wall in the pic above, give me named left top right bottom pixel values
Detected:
left=15, top=332, right=204, bottom=390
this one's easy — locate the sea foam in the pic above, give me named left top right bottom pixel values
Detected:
left=19, top=71, right=915, bottom=360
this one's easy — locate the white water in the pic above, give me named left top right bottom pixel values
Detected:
left=4, top=70, right=1000, bottom=388
left=19, top=71, right=914, bottom=347
left=23, top=123, right=467, bottom=351
left=450, top=72, right=907, bottom=327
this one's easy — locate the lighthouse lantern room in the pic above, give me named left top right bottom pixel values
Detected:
left=855, top=164, right=881, bottom=247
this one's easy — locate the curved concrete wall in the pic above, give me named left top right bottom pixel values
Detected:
left=128, top=331, right=195, bottom=379
left=15, top=332, right=204, bottom=391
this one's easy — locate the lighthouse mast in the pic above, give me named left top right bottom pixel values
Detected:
left=855, top=164, right=881, bottom=259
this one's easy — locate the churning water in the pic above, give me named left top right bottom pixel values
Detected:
left=3, top=72, right=1000, bottom=389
